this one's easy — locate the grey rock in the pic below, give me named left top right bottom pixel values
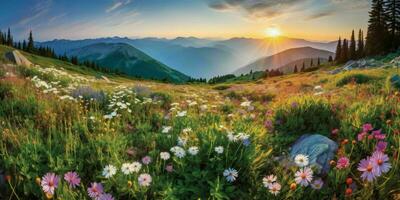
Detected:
left=391, top=75, right=400, bottom=90
left=290, top=134, right=338, bottom=174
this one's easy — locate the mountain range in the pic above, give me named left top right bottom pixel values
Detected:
left=38, top=36, right=337, bottom=79
left=234, top=47, right=335, bottom=75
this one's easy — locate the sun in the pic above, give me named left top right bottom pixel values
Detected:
left=265, top=27, right=281, bottom=38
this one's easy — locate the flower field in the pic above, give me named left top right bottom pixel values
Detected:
left=0, top=47, right=400, bottom=199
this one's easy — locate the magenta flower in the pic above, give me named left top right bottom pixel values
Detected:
left=41, top=173, right=60, bottom=195
left=336, top=157, right=350, bottom=169
left=64, top=171, right=81, bottom=188
left=142, top=156, right=152, bottom=165
left=372, top=130, right=385, bottom=140
left=357, top=132, right=367, bottom=141
left=362, top=123, right=373, bottom=132
left=357, top=158, right=377, bottom=182
left=375, top=141, right=387, bottom=152
left=370, top=151, right=391, bottom=176
left=99, top=193, right=114, bottom=200
left=88, top=182, right=104, bottom=199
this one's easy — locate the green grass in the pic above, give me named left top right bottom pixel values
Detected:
left=0, top=45, right=400, bottom=199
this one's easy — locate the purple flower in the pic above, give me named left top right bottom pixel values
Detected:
left=291, top=102, right=298, bottom=108
left=242, top=138, right=251, bottom=146
left=64, top=171, right=81, bottom=188
left=99, top=193, right=114, bottom=200
left=357, top=158, right=377, bottom=182
left=375, top=141, right=387, bottom=152
left=311, top=178, right=324, bottom=190
left=370, top=151, right=391, bottom=176
left=142, top=156, right=152, bottom=165
left=41, top=173, right=60, bottom=195
left=88, top=182, right=104, bottom=199
left=362, top=123, right=373, bottom=132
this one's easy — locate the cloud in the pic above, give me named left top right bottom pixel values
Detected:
left=17, top=0, right=52, bottom=26
left=106, top=0, right=132, bottom=13
left=305, top=10, right=334, bottom=20
left=206, top=0, right=308, bottom=19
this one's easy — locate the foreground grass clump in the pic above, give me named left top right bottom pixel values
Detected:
left=270, top=95, right=339, bottom=147
left=335, top=72, right=376, bottom=86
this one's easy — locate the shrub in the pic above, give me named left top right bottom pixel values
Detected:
left=271, top=95, right=339, bottom=146
left=335, top=73, right=375, bottom=86
left=150, top=92, right=172, bottom=109
left=0, top=96, right=39, bottom=120
left=213, top=85, right=231, bottom=90
left=0, top=82, right=13, bottom=100
left=0, top=68, right=5, bottom=78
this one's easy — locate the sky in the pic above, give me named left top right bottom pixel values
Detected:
left=0, top=0, right=371, bottom=42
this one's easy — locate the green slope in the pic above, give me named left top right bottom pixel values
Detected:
left=69, top=43, right=190, bottom=83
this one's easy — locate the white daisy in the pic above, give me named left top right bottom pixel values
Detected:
left=223, top=168, right=238, bottom=182
left=138, top=173, right=152, bottom=187
left=102, top=164, right=117, bottom=178
left=294, top=154, right=309, bottom=167
left=160, top=152, right=171, bottom=160
left=262, top=175, right=277, bottom=188
left=162, top=126, right=172, bottom=133
left=121, top=163, right=132, bottom=175
left=215, top=146, right=224, bottom=154
left=188, top=146, right=199, bottom=156
left=129, top=161, right=142, bottom=173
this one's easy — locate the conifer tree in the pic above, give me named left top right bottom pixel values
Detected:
left=384, top=0, right=400, bottom=50
left=328, top=56, right=333, bottom=62
left=341, top=39, right=349, bottom=63
left=317, top=57, right=321, bottom=66
left=294, top=65, right=298, bottom=73
left=310, top=58, right=314, bottom=67
left=357, top=29, right=365, bottom=58
left=301, top=62, right=305, bottom=72
left=349, top=30, right=357, bottom=59
left=365, top=0, right=388, bottom=55
left=334, top=37, right=342, bottom=62
left=27, top=31, right=35, bottom=52
left=7, top=28, right=13, bottom=46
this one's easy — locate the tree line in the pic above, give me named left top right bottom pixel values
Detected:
left=0, top=29, right=123, bottom=75
left=335, top=0, right=400, bottom=63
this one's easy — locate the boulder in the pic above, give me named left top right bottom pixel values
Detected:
left=391, top=75, right=400, bottom=90
left=290, top=134, right=338, bottom=173
left=5, top=50, right=32, bottom=67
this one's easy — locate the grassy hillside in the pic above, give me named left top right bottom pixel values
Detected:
left=69, top=43, right=190, bottom=83
left=0, top=45, right=400, bottom=199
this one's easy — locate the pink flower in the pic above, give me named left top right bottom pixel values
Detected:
left=138, top=173, right=152, bottom=186
left=362, top=123, right=373, bottom=132
left=294, top=167, right=313, bottom=187
left=88, top=182, right=104, bottom=199
left=375, top=141, right=387, bottom=152
left=64, top=171, right=81, bottom=188
left=357, top=132, right=367, bottom=141
left=372, top=130, right=385, bottom=140
left=331, top=129, right=339, bottom=137
left=142, top=156, right=152, bottom=165
left=357, top=158, right=377, bottom=182
left=41, top=173, right=60, bottom=195
left=165, top=164, right=173, bottom=172
left=336, top=157, right=350, bottom=169
left=370, top=151, right=391, bottom=176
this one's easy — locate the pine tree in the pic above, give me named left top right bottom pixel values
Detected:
left=357, top=29, right=365, bottom=58
left=7, top=28, right=13, bottom=46
left=334, top=37, right=342, bottom=62
left=384, top=0, right=400, bottom=50
left=301, top=62, right=305, bottom=72
left=328, top=56, right=333, bottom=62
left=27, top=31, right=35, bottom=53
left=349, top=30, right=357, bottom=59
left=365, top=0, right=389, bottom=55
left=310, top=59, right=314, bottom=67
left=341, top=39, right=349, bottom=63
left=0, top=31, right=4, bottom=45
left=294, top=65, right=298, bottom=73
left=317, top=57, right=321, bottom=66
